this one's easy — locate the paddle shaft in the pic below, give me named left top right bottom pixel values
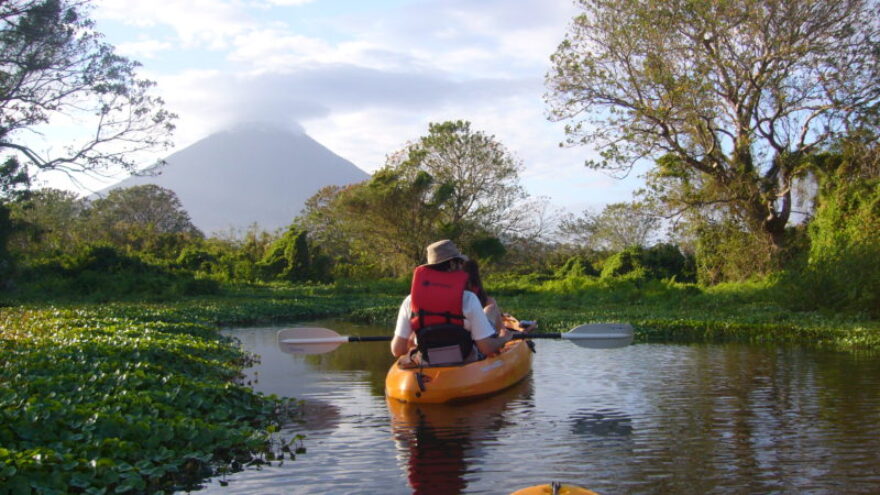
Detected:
left=346, top=335, right=393, bottom=342
left=277, top=323, right=633, bottom=352
left=282, top=332, right=612, bottom=345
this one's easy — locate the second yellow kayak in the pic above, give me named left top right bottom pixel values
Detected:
left=510, top=483, right=598, bottom=495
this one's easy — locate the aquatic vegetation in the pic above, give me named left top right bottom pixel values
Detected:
left=0, top=305, right=296, bottom=493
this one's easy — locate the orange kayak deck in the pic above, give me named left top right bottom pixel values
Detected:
left=510, top=484, right=598, bottom=495
left=385, top=339, right=533, bottom=403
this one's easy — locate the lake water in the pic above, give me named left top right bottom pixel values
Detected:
left=200, top=321, right=880, bottom=494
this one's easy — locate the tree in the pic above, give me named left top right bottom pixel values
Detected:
left=558, top=201, right=660, bottom=252
left=300, top=122, right=541, bottom=276
left=88, top=185, right=202, bottom=256
left=7, top=188, right=86, bottom=257
left=547, top=0, right=880, bottom=256
left=0, top=157, right=31, bottom=282
left=319, top=167, right=452, bottom=276
left=391, top=120, right=529, bottom=238
left=0, top=0, right=175, bottom=181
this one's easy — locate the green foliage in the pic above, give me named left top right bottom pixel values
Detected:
left=87, top=185, right=203, bottom=258
left=601, top=246, right=644, bottom=279
left=0, top=304, right=293, bottom=493
left=7, top=188, right=87, bottom=260
left=548, top=0, right=879, bottom=254
left=693, top=220, right=775, bottom=285
left=642, top=243, right=695, bottom=282
left=20, top=244, right=219, bottom=301
left=0, top=203, right=13, bottom=287
left=177, top=246, right=220, bottom=272
left=782, top=180, right=880, bottom=316
left=467, top=236, right=506, bottom=264
left=558, top=201, right=660, bottom=251
left=0, top=157, right=30, bottom=200
left=555, top=255, right=599, bottom=278
left=0, top=0, right=175, bottom=177
left=258, top=228, right=329, bottom=283
left=299, top=120, right=534, bottom=277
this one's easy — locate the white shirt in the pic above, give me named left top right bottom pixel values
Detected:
left=394, top=290, right=496, bottom=341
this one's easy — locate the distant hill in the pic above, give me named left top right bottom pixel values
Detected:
left=98, top=124, right=369, bottom=234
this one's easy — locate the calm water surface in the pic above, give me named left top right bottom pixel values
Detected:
left=200, top=321, right=880, bottom=494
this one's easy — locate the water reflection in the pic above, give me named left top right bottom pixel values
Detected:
left=388, top=380, right=534, bottom=495
left=569, top=409, right=633, bottom=439
left=208, top=324, right=880, bottom=494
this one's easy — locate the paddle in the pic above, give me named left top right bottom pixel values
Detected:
left=277, top=323, right=633, bottom=355
left=509, top=322, right=634, bottom=349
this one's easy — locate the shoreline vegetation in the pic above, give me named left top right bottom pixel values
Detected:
left=2, top=278, right=878, bottom=492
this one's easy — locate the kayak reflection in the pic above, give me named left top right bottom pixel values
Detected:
left=388, top=379, right=535, bottom=495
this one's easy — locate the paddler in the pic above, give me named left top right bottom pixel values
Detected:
left=390, top=239, right=515, bottom=365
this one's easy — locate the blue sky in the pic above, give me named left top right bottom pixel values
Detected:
left=41, top=0, right=647, bottom=214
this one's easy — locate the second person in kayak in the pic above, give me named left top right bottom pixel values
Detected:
left=390, top=239, right=514, bottom=365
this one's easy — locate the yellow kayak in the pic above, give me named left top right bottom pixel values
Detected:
left=511, top=483, right=598, bottom=495
left=385, top=336, right=533, bottom=403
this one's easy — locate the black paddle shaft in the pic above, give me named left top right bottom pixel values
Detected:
left=511, top=333, right=562, bottom=340
left=347, top=335, right=393, bottom=342
left=346, top=333, right=563, bottom=343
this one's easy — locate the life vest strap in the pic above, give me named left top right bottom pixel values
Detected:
left=412, top=309, right=466, bottom=328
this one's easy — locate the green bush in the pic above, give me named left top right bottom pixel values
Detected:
left=177, top=246, right=220, bottom=272
left=781, top=177, right=879, bottom=316
left=694, top=220, right=775, bottom=285
left=601, top=246, right=643, bottom=278
left=642, top=243, right=695, bottom=281
left=19, top=244, right=219, bottom=301
left=555, top=255, right=599, bottom=278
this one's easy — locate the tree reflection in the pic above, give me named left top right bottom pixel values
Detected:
left=301, top=319, right=397, bottom=396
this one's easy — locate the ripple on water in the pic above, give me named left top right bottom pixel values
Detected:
left=206, top=326, right=880, bottom=494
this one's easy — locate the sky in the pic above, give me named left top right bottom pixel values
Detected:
left=41, top=0, right=648, bottom=215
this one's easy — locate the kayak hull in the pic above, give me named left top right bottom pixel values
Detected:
left=385, top=339, right=533, bottom=403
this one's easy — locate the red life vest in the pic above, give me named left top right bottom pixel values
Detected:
left=409, top=265, right=469, bottom=330
left=409, top=265, right=474, bottom=364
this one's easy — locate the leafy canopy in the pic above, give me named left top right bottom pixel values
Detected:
left=547, top=0, right=880, bottom=250
left=0, top=0, right=176, bottom=181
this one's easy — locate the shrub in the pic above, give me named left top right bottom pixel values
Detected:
left=19, top=244, right=219, bottom=301
left=601, top=246, right=643, bottom=278
left=177, top=246, right=220, bottom=272
left=781, top=177, right=879, bottom=316
left=555, top=255, right=599, bottom=278
left=642, top=243, right=695, bottom=281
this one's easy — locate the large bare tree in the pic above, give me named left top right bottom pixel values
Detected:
left=0, top=0, right=176, bottom=184
left=546, top=0, right=880, bottom=253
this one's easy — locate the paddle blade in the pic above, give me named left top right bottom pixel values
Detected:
left=277, top=327, right=348, bottom=355
left=563, top=323, right=634, bottom=349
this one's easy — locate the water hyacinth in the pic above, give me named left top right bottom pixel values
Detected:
left=0, top=306, right=293, bottom=493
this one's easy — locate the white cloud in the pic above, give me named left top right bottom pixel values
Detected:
left=94, top=0, right=256, bottom=49
left=84, top=0, right=637, bottom=210
left=115, top=39, right=174, bottom=59
left=260, top=0, right=315, bottom=5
